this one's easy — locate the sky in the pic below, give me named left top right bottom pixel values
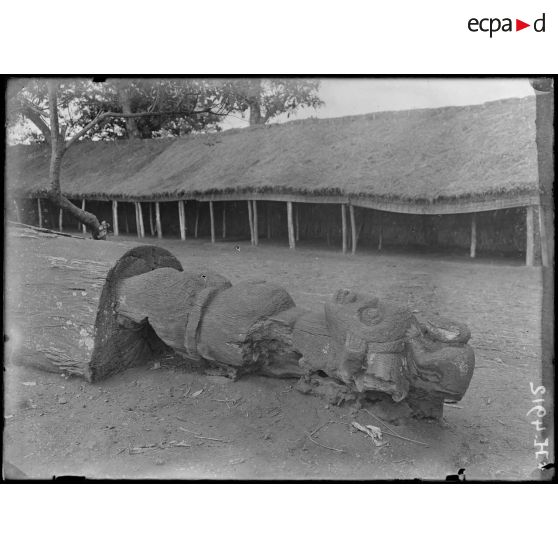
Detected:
left=222, top=78, right=534, bottom=128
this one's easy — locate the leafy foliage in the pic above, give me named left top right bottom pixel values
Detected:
left=229, top=78, right=323, bottom=125
left=7, top=78, right=323, bottom=144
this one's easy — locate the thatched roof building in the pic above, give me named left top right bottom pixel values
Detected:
left=6, top=95, right=545, bottom=264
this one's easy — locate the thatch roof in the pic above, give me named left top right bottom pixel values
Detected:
left=6, top=96, right=538, bottom=204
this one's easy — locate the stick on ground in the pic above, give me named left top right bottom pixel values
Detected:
left=305, top=432, right=344, bottom=453
left=361, top=408, right=429, bottom=447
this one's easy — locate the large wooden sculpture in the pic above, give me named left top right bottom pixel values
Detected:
left=11, top=245, right=475, bottom=419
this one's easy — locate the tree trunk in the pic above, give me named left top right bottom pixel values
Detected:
left=47, top=190, right=102, bottom=238
left=46, top=81, right=103, bottom=239
left=249, top=100, right=265, bottom=125
left=117, top=82, right=142, bottom=140
left=248, top=79, right=266, bottom=125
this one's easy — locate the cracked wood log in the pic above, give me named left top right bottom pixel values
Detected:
left=7, top=239, right=476, bottom=418
left=7, top=239, right=183, bottom=381
left=197, top=281, right=297, bottom=370
left=116, top=272, right=301, bottom=376
left=116, top=267, right=231, bottom=357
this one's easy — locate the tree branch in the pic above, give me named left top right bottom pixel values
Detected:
left=21, top=108, right=52, bottom=145
left=19, top=96, right=49, bottom=118
left=64, top=108, right=230, bottom=151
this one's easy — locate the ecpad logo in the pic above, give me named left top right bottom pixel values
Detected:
left=468, top=13, right=546, bottom=37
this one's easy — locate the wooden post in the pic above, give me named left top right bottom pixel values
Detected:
left=530, top=79, right=554, bottom=444
left=136, top=202, right=145, bottom=238
left=134, top=202, right=140, bottom=238
left=267, top=204, right=272, bottom=239
left=194, top=204, right=199, bottom=238
left=287, top=201, right=295, bottom=249
left=470, top=213, right=477, bottom=258
left=81, top=199, right=86, bottom=234
left=14, top=200, right=21, bottom=222
left=341, top=204, right=348, bottom=254
left=222, top=204, right=226, bottom=239
left=133, top=202, right=139, bottom=238
left=252, top=200, right=258, bottom=246
left=58, top=208, right=63, bottom=232
left=538, top=205, right=548, bottom=267
left=247, top=200, right=254, bottom=245
left=155, top=202, right=162, bottom=239
left=149, top=203, right=155, bottom=236
left=349, top=204, right=357, bottom=255
left=112, top=201, right=119, bottom=237
left=178, top=201, right=186, bottom=241
left=37, top=198, right=43, bottom=228
left=526, top=205, right=534, bottom=266
left=378, top=213, right=383, bottom=251
left=295, top=204, right=300, bottom=242
left=209, top=201, right=215, bottom=243
left=140, top=203, right=146, bottom=238
left=124, top=204, right=130, bottom=234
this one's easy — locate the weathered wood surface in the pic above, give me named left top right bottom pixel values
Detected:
left=5, top=231, right=181, bottom=381
left=526, top=205, right=534, bottom=266
left=116, top=267, right=231, bottom=355
left=8, top=220, right=83, bottom=239
left=112, top=200, right=119, bottom=236
left=349, top=204, right=357, bottom=255
left=470, top=213, right=477, bottom=258
left=178, top=200, right=186, bottom=241
left=341, top=204, right=348, bottom=254
left=89, top=245, right=183, bottom=381
left=252, top=200, right=259, bottom=246
left=209, top=201, right=215, bottom=243
left=287, top=201, right=295, bottom=249
left=111, top=256, right=475, bottom=417
left=6, top=236, right=476, bottom=418
left=247, top=200, right=254, bottom=245
left=197, top=281, right=295, bottom=368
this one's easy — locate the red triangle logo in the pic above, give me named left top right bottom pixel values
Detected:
left=516, top=19, right=530, bottom=31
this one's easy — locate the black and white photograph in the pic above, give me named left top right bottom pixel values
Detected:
left=3, top=76, right=554, bottom=481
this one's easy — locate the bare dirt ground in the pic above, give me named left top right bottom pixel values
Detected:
left=3, top=231, right=544, bottom=480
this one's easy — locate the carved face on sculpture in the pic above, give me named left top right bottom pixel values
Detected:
left=322, top=289, right=475, bottom=404
left=324, top=290, right=413, bottom=401
left=326, top=289, right=412, bottom=343
left=405, top=319, right=475, bottom=401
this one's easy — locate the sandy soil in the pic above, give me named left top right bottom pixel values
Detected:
left=3, top=232, right=545, bottom=480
